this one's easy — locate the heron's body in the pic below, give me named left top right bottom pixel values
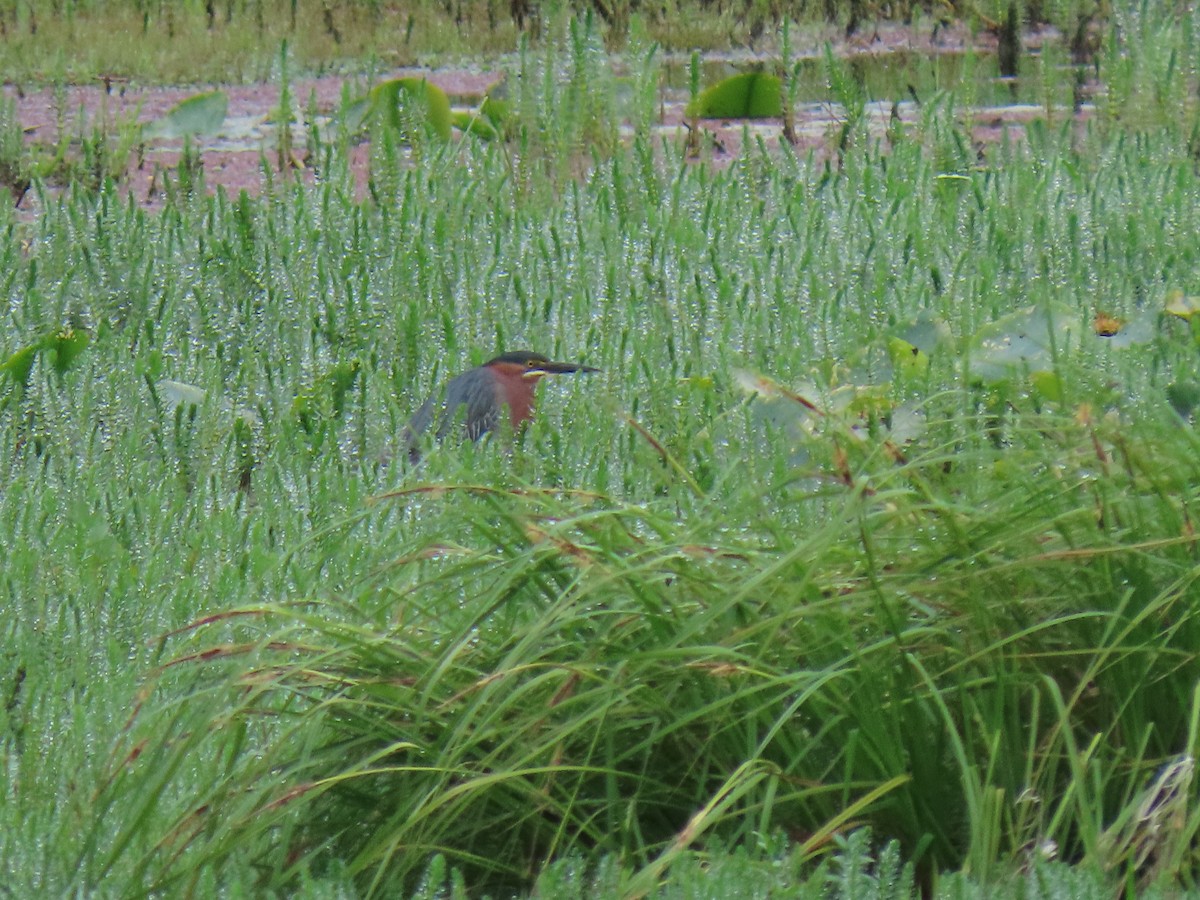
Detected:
left=403, top=351, right=598, bottom=461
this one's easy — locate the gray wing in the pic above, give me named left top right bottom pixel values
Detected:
left=403, top=368, right=500, bottom=462
left=436, top=368, right=502, bottom=442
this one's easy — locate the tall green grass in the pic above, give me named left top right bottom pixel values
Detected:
left=4, top=6, right=1200, bottom=898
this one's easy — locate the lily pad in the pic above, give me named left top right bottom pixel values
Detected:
left=144, top=91, right=228, bottom=139
left=968, top=304, right=1078, bottom=384
left=1100, top=309, right=1157, bottom=348
left=480, top=93, right=510, bottom=130
left=898, top=312, right=952, bottom=356
left=361, top=78, right=453, bottom=140
left=338, top=96, right=372, bottom=133
left=887, top=337, right=929, bottom=375
left=1165, top=289, right=1200, bottom=320
left=888, top=313, right=951, bottom=376
left=686, top=71, right=782, bottom=119
left=159, top=379, right=208, bottom=409
left=452, top=110, right=500, bottom=140
left=159, top=378, right=258, bottom=426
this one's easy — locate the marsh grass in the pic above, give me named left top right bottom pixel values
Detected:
left=4, top=5, right=1200, bottom=898
left=0, top=0, right=1125, bottom=83
left=99, top=401, right=1200, bottom=896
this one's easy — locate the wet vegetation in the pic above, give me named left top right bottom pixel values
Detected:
left=1, top=0, right=1106, bottom=82
left=5, top=2, right=1200, bottom=898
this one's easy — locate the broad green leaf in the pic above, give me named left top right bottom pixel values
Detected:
left=887, top=337, right=929, bottom=375
left=898, top=312, right=952, bottom=356
left=144, top=90, right=228, bottom=139
left=1101, top=309, right=1157, bottom=348
left=686, top=71, right=782, bottom=119
left=887, top=315, right=949, bottom=377
left=159, top=379, right=208, bottom=409
left=1164, top=289, right=1200, bottom=319
left=366, top=78, right=453, bottom=140
left=968, top=304, right=1077, bottom=384
left=0, top=344, right=40, bottom=386
left=480, top=93, right=510, bottom=129
left=338, top=96, right=372, bottom=133
left=44, top=328, right=90, bottom=374
left=1030, top=370, right=1064, bottom=402
left=1, top=327, right=90, bottom=390
left=479, top=77, right=510, bottom=136
left=452, top=111, right=500, bottom=140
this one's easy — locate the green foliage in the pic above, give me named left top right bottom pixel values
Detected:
left=451, top=109, right=501, bottom=140
left=0, top=326, right=90, bottom=407
left=292, top=359, right=363, bottom=435
left=0, top=95, right=31, bottom=200
left=113, top=399, right=1200, bottom=895
left=966, top=303, right=1077, bottom=384
left=686, top=71, right=783, bottom=119
left=480, top=90, right=511, bottom=135
left=362, top=78, right=454, bottom=141
left=6, top=6, right=1200, bottom=899
left=143, top=90, right=229, bottom=139
left=0, top=2, right=1116, bottom=84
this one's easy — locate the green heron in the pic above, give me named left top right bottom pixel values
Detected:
left=403, top=350, right=599, bottom=461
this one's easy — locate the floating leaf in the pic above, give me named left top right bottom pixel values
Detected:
left=144, top=91, right=228, bottom=139
left=887, top=337, right=929, bottom=375
left=159, top=379, right=208, bottom=409
left=44, top=327, right=90, bottom=374
left=887, top=313, right=950, bottom=377
left=1030, top=370, right=1064, bottom=403
left=1, top=327, right=90, bottom=394
left=1164, top=289, right=1200, bottom=320
left=478, top=77, right=511, bottom=136
left=451, top=110, right=499, bottom=140
left=845, top=383, right=892, bottom=418
left=338, top=96, right=372, bottom=134
left=968, top=304, right=1077, bottom=384
left=365, top=78, right=453, bottom=140
left=480, top=93, right=510, bottom=129
left=686, top=71, right=782, bottom=119
left=886, top=402, right=926, bottom=444
left=159, top=378, right=257, bottom=427
left=1102, top=309, right=1157, bottom=349
left=680, top=375, right=715, bottom=391
left=897, top=313, right=952, bottom=356
left=0, top=344, right=40, bottom=387
left=733, top=369, right=823, bottom=413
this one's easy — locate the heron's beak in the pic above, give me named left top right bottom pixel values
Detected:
left=523, top=361, right=601, bottom=378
